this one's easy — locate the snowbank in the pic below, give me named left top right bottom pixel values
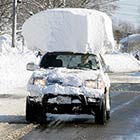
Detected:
left=104, top=53, right=140, bottom=72
left=0, top=49, right=38, bottom=94
left=22, top=8, right=114, bottom=54
left=0, top=35, right=39, bottom=94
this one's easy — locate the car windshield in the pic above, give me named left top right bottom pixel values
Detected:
left=40, top=53, right=100, bottom=70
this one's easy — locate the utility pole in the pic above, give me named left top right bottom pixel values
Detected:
left=63, top=0, right=65, bottom=7
left=12, top=0, right=17, bottom=48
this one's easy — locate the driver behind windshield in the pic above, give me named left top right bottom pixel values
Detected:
left=78, top=55, right=92, bottom=69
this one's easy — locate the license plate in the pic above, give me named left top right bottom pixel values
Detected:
left=56, top=96, right=71, bottom=104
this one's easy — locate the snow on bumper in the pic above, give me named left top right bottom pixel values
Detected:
left=27, top=83, right=105, bottom=99
left=27, top=84, right=105, bottom=114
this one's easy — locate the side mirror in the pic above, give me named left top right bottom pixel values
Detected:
left=104, top=65, right=110, bottom=73
left=26, top=62, right=37, bottom=71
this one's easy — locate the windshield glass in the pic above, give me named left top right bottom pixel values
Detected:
left=40, top=53, right=100, bottom=70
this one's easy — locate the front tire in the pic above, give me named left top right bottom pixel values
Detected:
left=106, top=110, right=110, bottom=120
left=26, top=96, right=46, bottom=123
left=26, top=96, right=34, bottom=122
left=95, top=99, right=107, bottom=124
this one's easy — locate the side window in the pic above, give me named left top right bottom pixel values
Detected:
left=40, top=54, right=57, bottom=68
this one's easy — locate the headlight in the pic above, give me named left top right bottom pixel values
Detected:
left=84, top=79, right=104, bottom=89
left=87, top=98, right=96, bottom=103
left=33, top=78, right=46, bottom=86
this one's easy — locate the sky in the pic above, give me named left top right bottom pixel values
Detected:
left=113, top=0, right=140, bottom=27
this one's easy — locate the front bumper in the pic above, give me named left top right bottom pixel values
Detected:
left=41, top=94, right=103, bottom=115
left=28, top=84, right=105, bottom=115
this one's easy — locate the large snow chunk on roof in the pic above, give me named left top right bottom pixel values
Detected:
left=22, top=8, right=114, bottom=54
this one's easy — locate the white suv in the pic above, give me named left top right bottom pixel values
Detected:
left=26, top=52, right=111, bottom=124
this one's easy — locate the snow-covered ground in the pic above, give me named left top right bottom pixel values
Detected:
left=0, top=34, right=140, bottom=95
left=104, top=52, right=140, bottom=72
left=0, top=34, right=39, bottom=94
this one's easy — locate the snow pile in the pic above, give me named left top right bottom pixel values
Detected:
left=104, top=53, right=140, bottom=72
left=0, top=35, right=39, bottom=94
left=0, top=50, right=38, bottom=94
left=22, top=8, right=114, bottom=54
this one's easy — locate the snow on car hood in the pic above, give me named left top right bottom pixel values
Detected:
left=28, top=68, right=105, bottom=97
left=33, top=67, right=100, bottom=86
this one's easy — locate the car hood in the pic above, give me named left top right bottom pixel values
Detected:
left=32, top=67, right=103, bottom=87
left=28, top=67, right=109, bottom=97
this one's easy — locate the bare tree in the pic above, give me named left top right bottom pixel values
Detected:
left=0, top=0, right=13, bottom=34
left=113, top=21, right=136, bottom=38
left=113, top=20, right=140, bottom=53
left=17, top=0, right=118, bottom=26
left=0, top=0, right=119, bottom=35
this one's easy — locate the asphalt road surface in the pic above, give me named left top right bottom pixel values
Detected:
left=0, top=73, right=140, bottom=140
